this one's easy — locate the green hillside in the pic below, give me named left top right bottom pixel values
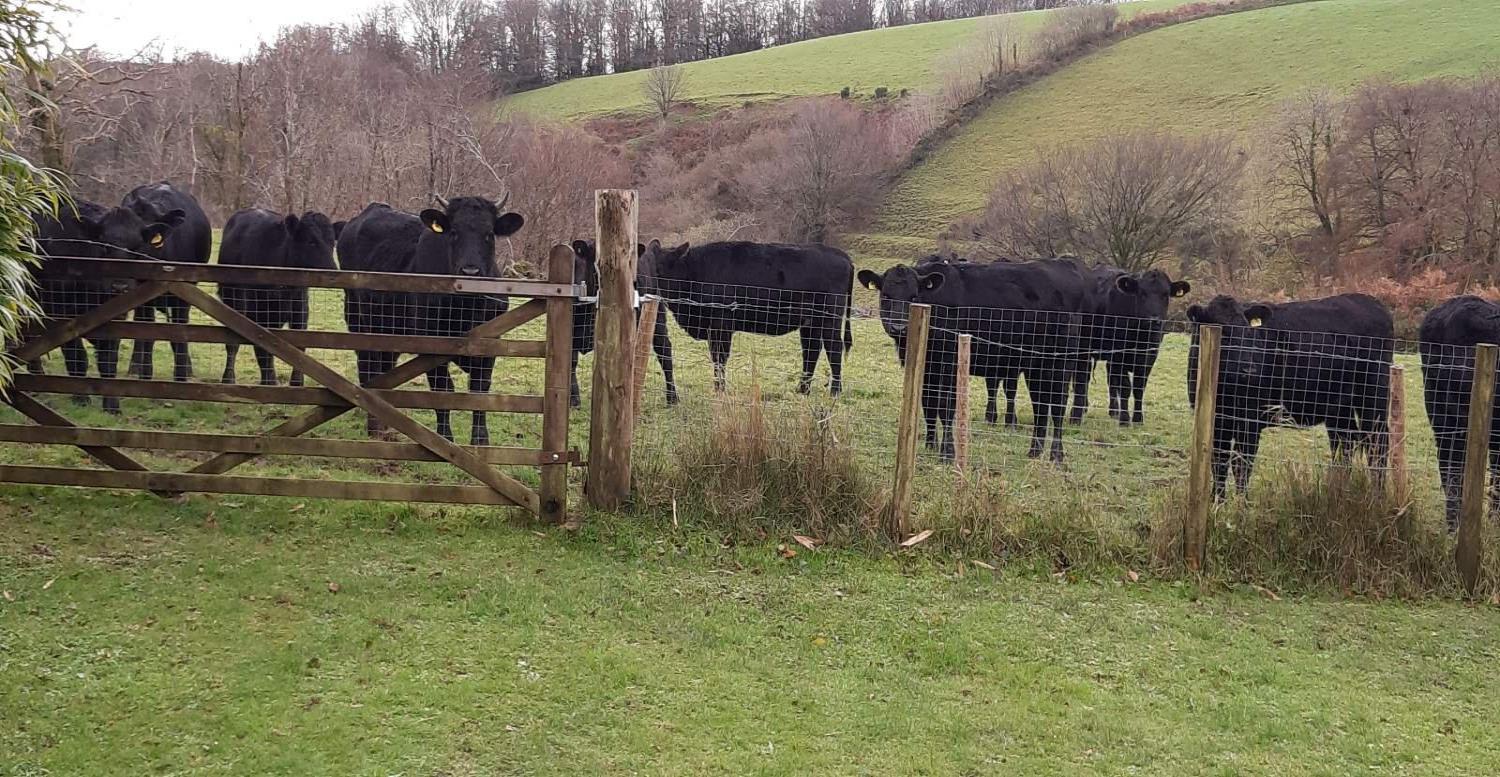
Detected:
left=504, top=0, right=1196, bottom=119
left=873, top=0, right=1500, bottom=245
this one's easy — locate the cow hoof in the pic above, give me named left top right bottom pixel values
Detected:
left=1027, top=444, right=1043, bottom=459
left=259, top=377, right=278, bottom=387
left=665, top=390, right=680, bottom=406
left=472, top=431, right=490, bottom=447
left=569, top=394, right=581, bottom=409
left=70, top=395, right=89, bottom=407
left=221, top=373, right=237, bottom=385
left=103, top=402, right=121, bottom=416
left=289, top=378, right=305, bottom=388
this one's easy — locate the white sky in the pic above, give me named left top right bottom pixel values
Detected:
left=57, top=0, right=387, bottom=60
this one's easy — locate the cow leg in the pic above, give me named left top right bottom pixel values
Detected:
left=1048, top=375, right=1067, bottom=464
left=1211, top=419, right=1235, bottom=501
left=168, top=299, right=193, bottom=382
left=983, top=375, right=999, bottom=426
left=425, top=364, right=456, bottom=443
left=1131, top=363, right=1152, bottom=426
left=358, top=351, right=395, bottom=439
left=797, top=327, right=818, bottom=395
left=222, top=341, right=240, bottom=385
left=569, top=351, right=582, bottom=408
left=128, top=306, right=155, bottom=379
left=1003, top=372, right=1020, bottom=430
left=466, top=356, right=495, bottom=447
left=62, top=339, right=89, bottom=406
left=1068, top=360, right=1090, bottom=425
left=287, top=291, right=309, bottom=388
left=708, top=331, right=732, bottom=393
left=1231, top=425, right=1261, bottom=496
left=653, top=309, right=678, bottom=405
left=822, top=322, right=844, bottom=397
left=253, top=344, right=277, bottom=387
left=94, top=338, right=121, bottom=414
left=1433, top=413, right=1464, bottom=531
left=1025, top=371, right=1047, bottom=460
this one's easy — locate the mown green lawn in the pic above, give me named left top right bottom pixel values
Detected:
left=868, top=0, right=1500, bottom=248
left=503, top=0, right=1200, bottom=120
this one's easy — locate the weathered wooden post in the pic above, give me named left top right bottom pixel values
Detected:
left=1184, top=325, right=1221, bottom=572
left=632, top=296, right=661, bottom=424
left=890, top=304, right=931, bottom=538
left=1456, top=343, right=1497, bottom=596
left=954, top=333, right=972, bottom=474
left=586, top=190, right=639, bottom=510
left=540, top=244, right=575, bottom=525
left=1388, top=363, right=1409, bottom=509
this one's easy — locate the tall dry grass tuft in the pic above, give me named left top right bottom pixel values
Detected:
left=1152, top=461, right=1500, bottom=598
left=633, top=372, right=886, bottom=545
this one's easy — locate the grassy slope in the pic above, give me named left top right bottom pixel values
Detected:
left=504, top=0, right=1195, bottom=120
left=870, top=0, right=1500, bottom=250
left=5, top=497, right=1500, bottom=774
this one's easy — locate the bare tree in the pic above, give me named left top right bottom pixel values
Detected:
left=642, top=64, right=687, bottom=125
left=972, top=131, right=1245, bottom=271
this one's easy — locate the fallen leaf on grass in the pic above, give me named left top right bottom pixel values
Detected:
left=327, top=582, right=341, bottom=594
left=532, top=531, right=547, bottom=538
left=812, top=635, right=827, bottom=647
left=42, top=578, right=55, bottom=590
left=792, top=535, right=821, bottom=552
left=899, top=530, right=933, bottom=548
left=1252, top=584, right=1281, bottom=601
left=504, top=724, right=520, bottom=732
left=1124, top=570, right=1141, bottom=583
left=777, top=544, right=797, bottom=559
left=289, top=503, right=305, bottom=513
left=971, top=560, right=996, bottom=571
left=222, top=501, right=244, bottom=508
left=1, top=590, right=12, bottom=602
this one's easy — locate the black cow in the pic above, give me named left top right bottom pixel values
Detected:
left=1068, top=267, right=1190, bottom=426
left=860, top=258, right=1091, bottom=462
left=338, top=197, right=524, bottom=444
left=218, top=209, right=339, bottom=387
left=1418, top=296, right=1500, bottom=531
left=1187, top=293, right=1393, bottom=498
left=640, top=240, right=853, bottom=395
left=567, top=240, right=678, bottom=408
left=120, top=182, right=212, bottom=382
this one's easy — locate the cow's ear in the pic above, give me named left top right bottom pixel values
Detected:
left=332, top=221, right=346, bottom=240
left=1171, top=281, right=1191, bottom=298
left=856, top=269, right=881, bottom=290
left=142, top=222, right=172, bottom=249
left=494, top=212, right=524, bottom=237
left=672, top=242, right=690, bottom=256
left=571, top=239, right=591, bottom=258
left=919, top=272, right=944, bottom=292
left=283, top=214, right=301, bottom=234
left=1114, top=274, right=1140, bottom=294
left=636, top=243, right=646, bottom=258
left=160, top=208, right=187, bottom=228
left=1244, top=304, right=1271, bottom=328
left=420, top=209, right=449, bottom=234
left=647, top=239, right=662, bottom=253
left=1186, top=304, right=1204, bottom=323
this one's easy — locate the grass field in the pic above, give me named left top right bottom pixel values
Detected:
left=503, top=0, right=1198, bottom=120
left=870, top=0, right=1500, bottom=244
left=4, top=264, right=1500, bottom=771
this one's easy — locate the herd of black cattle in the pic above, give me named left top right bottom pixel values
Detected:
left=23, top=184, right=1500, bottom=528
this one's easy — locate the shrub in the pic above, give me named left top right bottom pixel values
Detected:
left=874, top=86, right=888, bottom=100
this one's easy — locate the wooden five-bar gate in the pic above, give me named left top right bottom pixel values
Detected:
left=0, top=243, right=585, bottom=523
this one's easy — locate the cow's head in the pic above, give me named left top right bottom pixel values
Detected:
left=640, top=240, right=689, bottom=294
left=857, top=264, right=943, bottom=337
left=418, top=196, right=524, bottom=277
left=1111, top=269, right=1190, bottom=320
left=571, top=240, right=649, bottom=298
left=80, top=206, right=186, bottom=261
left=286, top=211, right=339, bottom=270
left=1186, top=294, right=1274, bottom=384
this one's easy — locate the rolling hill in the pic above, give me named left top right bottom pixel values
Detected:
left=867, top=0, right=1500, bottom=251
left=503, top=0, right=1201, bottom=120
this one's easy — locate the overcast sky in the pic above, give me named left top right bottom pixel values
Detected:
left=57, top=0, right=385, bottom=59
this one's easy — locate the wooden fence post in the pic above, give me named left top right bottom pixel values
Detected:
left=890, top=304, right=931, bottom=539
left=540, top=244, right=575, bottom=525
left=632, top=296, right=661, bottom=424
left=1388, top=364, right=1409, bottom=509
left=1184, top=324, right=1221, bottom=572
left=586, top=190, right=639, bottom=510
left=1457, top=343, right=1496, bottom=596
left=954, top=333, right=972, bottom=474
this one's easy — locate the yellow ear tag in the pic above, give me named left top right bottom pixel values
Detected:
left=149, top=233, right=165, bottom=248
left=1173, top=288, right=1186, bottom=298
left=430, top=222, right=444, bottom=234
left=1248, top=317, right=1263, bottom=328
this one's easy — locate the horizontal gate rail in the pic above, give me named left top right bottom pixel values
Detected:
left=12, top=374, right=544, bottom=413
left=35, top=256, right=580, bottom=298
left=0, top=424, right=578, bottom=465
left=80, top=321, right=546, bottom=359
left=0, top=464, right=519, bottom=505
